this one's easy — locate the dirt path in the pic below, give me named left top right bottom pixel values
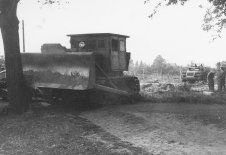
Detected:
left=0, top=104, right=148, bottom=155
left=81, top=103, right=226, bottom=155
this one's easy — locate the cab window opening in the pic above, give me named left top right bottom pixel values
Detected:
left=112, top=39, right=118, bottom=51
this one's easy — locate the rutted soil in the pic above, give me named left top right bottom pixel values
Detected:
left=1, top=101, right=226, bottom=154
left=81, top=103, right=226, bottom=155
left=0, top=104, right=148, bottom=155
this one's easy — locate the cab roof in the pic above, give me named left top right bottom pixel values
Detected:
left=67, top=33, right=130, bottom=38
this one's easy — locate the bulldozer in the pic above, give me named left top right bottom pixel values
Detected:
left=17, top=33, right=140, bottom=104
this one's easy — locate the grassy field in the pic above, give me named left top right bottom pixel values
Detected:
left=139, top=74, right=226, bottom=105
left=141, top=90, right=226, bottom=104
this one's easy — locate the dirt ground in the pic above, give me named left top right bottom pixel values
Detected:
left=0, top=102, right=147, bottom=155
left=81, top=103, right=226, bottom=155
left=1, top=101, right=226, bottom=155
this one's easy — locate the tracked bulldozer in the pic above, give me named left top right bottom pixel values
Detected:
left=18, top=33, right=140, bottom=104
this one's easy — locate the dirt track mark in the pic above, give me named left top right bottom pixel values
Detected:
left=0, top=108, right=149, bottom=155
left=81, top=103, right=226, bottom=155
left=66, top=114, right=150, bottom=155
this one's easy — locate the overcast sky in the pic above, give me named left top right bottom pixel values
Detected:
left=0, top=0, right=226, bottom=67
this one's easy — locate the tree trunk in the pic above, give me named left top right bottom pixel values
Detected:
left=0, top=0, right=30, bottom=114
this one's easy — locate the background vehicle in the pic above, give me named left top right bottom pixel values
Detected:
left=181, top=65, right=208, bottom=83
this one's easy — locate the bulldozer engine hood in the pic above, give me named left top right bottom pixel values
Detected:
left=21, top=52, right=95, bottom=90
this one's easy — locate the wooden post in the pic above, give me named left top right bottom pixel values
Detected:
left=22, top=20, right=25, bottom=53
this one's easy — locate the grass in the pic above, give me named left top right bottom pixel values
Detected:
left=141, top=90, right=226, bottom=104
left=139, top=74, right=226, bottom=105
left=138, top=74, right=181, bottom=84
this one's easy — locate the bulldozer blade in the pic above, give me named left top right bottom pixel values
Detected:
left=21, top=52, right=95, bottom=90
left=94, top=84, right=129, bottom=96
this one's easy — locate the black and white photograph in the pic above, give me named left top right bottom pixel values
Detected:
left=0, top=0, right=226, bottom=154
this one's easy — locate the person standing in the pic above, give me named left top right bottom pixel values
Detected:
left=222, top=67, right=226, bottom=91
left=216, top=62, right=226, bottom=92
left=207, top=71, right=215, bottom=91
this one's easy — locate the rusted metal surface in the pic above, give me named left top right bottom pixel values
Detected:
left=21, top=52, right=95, bottom=90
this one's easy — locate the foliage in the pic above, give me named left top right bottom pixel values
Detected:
left=129, top=55, right=213, bottom=78
left=151, top=55, right=166, bottom=74
left=129, top=55, right=183, bottom=76
left=36, top=0, right=69, bottom=6
left=145, top=0, right=226, bottom=39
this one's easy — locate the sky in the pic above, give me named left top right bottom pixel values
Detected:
left=0, top=0, right=226, bottom=67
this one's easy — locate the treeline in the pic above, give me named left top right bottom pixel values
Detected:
left=128, top=55, right=184, bottom=76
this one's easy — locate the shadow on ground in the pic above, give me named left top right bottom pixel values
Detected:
left=0, top=100, right=149, bottom=155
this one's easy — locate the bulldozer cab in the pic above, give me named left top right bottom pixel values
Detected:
left=68, top=33, right=130, bottom=76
